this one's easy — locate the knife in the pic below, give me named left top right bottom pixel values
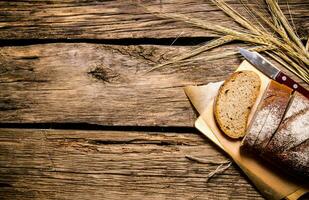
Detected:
left=239, top=48, right=309, bottom=98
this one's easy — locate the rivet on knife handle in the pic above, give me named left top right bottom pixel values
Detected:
left=276, top=72, right=309, bottom=98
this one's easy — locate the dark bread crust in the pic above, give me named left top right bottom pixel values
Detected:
left=264, top=107, right=309, bottom=154
left=241, top=84, right=309, bottom=178
left=265, top=139, right=309, bottom=178
left=241, top=81, right=292, bottom=152
left=262, top=92, right=309, bottom=178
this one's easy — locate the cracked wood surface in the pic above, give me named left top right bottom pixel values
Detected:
left=0, top=43, right=241, bottom=126
left=1, top=43, right=307, bottom=127
left=0, top=0, right=308, bottom=39
left=0, top=1, right=308, bottom=199
left=0, top=128, right=263, bottom=200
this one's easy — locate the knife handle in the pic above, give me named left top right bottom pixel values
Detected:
left=276, top=72, right=309, bottom=99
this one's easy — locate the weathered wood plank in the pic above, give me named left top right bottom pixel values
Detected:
left=1, top=43, right=307, bottom=126
left=0, top=128, right=263, bottom=200
left=0, top=0, right=308, bottom=39
left=0, top=43, right=241, bottom=126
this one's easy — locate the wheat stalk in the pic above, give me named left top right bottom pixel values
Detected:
left=266, top=0, right=307, bottom=54
left=146, top=35, right=235, bottom=73
left=141, top=0, right=309, bottom=84
left=183, top=45, right=275, bottom=63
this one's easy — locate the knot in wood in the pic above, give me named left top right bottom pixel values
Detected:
left=87, top=66, right=120, bottom=83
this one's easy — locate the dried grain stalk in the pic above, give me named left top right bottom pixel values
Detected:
left=142, top=0, right=309, bottom=84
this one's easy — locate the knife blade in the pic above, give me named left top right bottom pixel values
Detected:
left=239, top=48, right=309, bottom=98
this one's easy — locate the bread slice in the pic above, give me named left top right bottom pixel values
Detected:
left=262, top=92, right=309, bottom=178
left=241, top=81, right=292, bottom=151
left=264, top=91, right=309, bottom=154
left=214, top=70, right=261, bottom=139
left=274, top=139, right=309, bottom=178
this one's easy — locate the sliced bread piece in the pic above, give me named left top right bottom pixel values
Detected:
left=273, top=139, right=309, bottom=178
left=241, top=81, right=292, bottom=152
left=214, top=70, right=261, bottom=139
left=263, top=101, right=309, bottom=178
left=264, top=92, right=309, bottom=154
left=248, top=91, right=309, bottom=178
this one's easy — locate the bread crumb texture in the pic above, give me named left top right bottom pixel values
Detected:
left=215, top=70, right=261, bottom=139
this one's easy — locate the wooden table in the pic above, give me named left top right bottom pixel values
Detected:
left=0, top=1, right=308, bottom=199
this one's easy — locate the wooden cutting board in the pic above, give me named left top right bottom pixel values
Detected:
left=184, top=60, right=309, bottom=200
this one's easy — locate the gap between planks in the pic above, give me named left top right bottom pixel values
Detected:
left=0, top=37, right=214, bottom=47
left=0, top=0, right=308, bottom=40
left=0, top=43, right=307, bottom=127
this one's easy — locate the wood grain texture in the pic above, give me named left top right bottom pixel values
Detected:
left=0, top=0, right=308, bottom=39
left=0, top=43, right=241, bottom=126
left=0, top=2, right=307, bottom=199
left=0, top=128, right=263, bottom=200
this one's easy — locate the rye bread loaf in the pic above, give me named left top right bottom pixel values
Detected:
left=241, top=81, right=292, bottom=152
left=241, top=88, right=309, bottom=178
left=214, top=70, right=261, bottom=139
left=271, top=139, right=309, bottom=178
left=262, top=92, right=309, bottom=177
left=265, top=92, right=309, bottom=154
